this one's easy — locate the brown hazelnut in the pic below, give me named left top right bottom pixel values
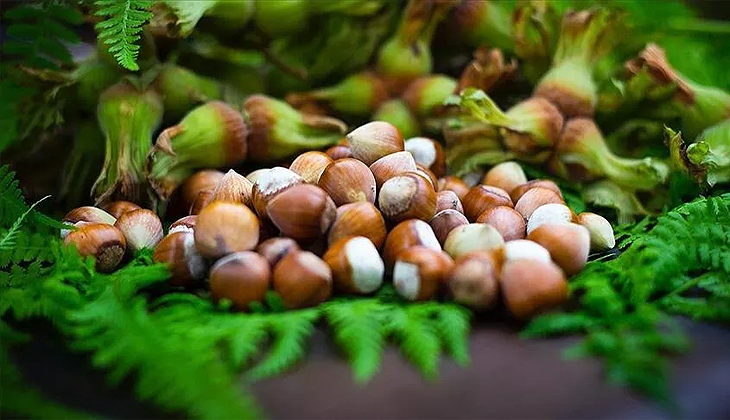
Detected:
left=415, top=163, right=438, bottom=188
left=179, top=170, right=225, bottom=212
left=369, top=151, right=417, bottom=188
left=378, top=172, right=436, bottom=224
left=64, top=223, right=126, bottom=273
left=448, top=251, right=500, bottom=310
left=527, top=223, right=590, bottom=276
left=327, top=202, right=387, bottom=249
left=104, top=201, right=141, bottom=219
left=476, top=206, right=526, bottom=241
left=510, top=179, right=563, bottom=203
left=256, top=237, right=300, bottom=267
left=169, top=215, right=196, bottom=234
left=383, top=219, right=441, bottom=271
left=273, top=250, right=333, bottom=309
left=514, top=187, right=564, bottom=219
left=153, top=231, right=207, bottom=287
left=429, top=209, right=469, bottom=245
left=323, top=236, right=385, bottom=294
left=405, top=137, right=446, bottom=177
left=289, top=151, right=333, bottom=184
left=500, top=259, right=568, bottom=319
left=194, top=202, right=260, bottom=259
left=462, top=185, right=513, bottom=221
left=576, top=212, right=615, bottom=251
left=62, top=206, right=116, bottom=238
left=393, top=246, right=453, bottom=301
left=189, top=190, right=213, bottom=215
left=250, top=167, right=304, bottom=218
left=325, top=144, right=353, bottom=160
left=443, top=223, right=504, bottom=259
left=209, top=251, right=271, bottom=310
left=266, top=184, right=336, bottom=243
left=346, top=121, right=404, bottom=165
left=435, top=190, right=464, bottom=214
left=436, top=176, right=469, bottom=201
left=318, top=158, right=376, bottom=205
left=211, top=169, right=253, bottom=207
left=482, top=162, right=527, bottom=194
left=114, top=209, right=163, bottom=251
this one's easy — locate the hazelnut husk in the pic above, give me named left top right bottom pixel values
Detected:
left=64, top=223, right=127, bottom=273
left=194, top=201, right=260, bottom=259
left=378, top=172, right=436, bottom=224
left=476, top=206, right=526, bottom=241
left=393, top=246, right=453, bottom=301
left=318, top=158, right=377, bottom=205
left=153, top=231, right=207, bottom=287
left=323, top=236, right=385, bottom=294
left=327, top=202, right=387, bottom=249
left=266, top=184, right=336, bottom=243
left=273, top=250, right=333, bottom=309
left=209, top=251, right=271, bottom=311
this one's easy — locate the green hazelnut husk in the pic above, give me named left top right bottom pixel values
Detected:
left=455, top=47, right=517, bottom=94
left=372, top=99, right=420, bottom=139
left=402, top=74, right=458, bottom=117
left=92, top=81, right=164, bottom=206
left=254, top=0, right=309, bottom=38
left=243, top=94, right=347, bottom=162
left=155, top=64, right=223, bottom=122
left=147, top=101, right=248, bottom=201
left=442, top=0, right=513, bottom=52
left=286, top=71, right=388, bottom=117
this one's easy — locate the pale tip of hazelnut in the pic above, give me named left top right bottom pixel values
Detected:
left=443, top=223, right=505, bottom=259
left=482, top=162, right=527, bottom=194
left=577, top=212, right=616, bottom=251
left=526, top=203, right=573, bottom=236
left=503, top=240, right=551, bottom=264
left=393, top=260, right=421, bottom=301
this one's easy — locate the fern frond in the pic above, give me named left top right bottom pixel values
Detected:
left=0, top=195, right=49, bottom=252
left=94, top=0, right=153, bottom=71
left=389, top=305, right=442, bottom=379
left=0, top=166, right=68, bottom=230
left=431, top=304, right=471, bottom=366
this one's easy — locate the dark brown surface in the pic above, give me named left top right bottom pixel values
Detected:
left=13, top=318, right=730, bottom=419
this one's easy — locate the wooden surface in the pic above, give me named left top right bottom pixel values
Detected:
left=11, top=318, right=730, bottom=419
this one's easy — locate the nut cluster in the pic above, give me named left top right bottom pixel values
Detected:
left=62, top=124, right=615, bottom=319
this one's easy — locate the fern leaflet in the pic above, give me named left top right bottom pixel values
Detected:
left=94, top=0, right=153, bottom=71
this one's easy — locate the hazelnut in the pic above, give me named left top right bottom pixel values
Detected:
left=327, top=202, right=387, bottom=248
left=62, top=206, right=116, bottom=238
left=577, top=212, right=615, bottom=251
left=462, top=185, right=513, bottom=221
left=179, top=170, right=225, bottom=212
left=448, top=252, right=500, bottom=310
left=369, top=151, right=417, bottom=188
left=476, top=206, right=526, bottom=241
left=435, top=190, right=464, bottom=214
left=189, top=190, right=213, bottom=215
left=169, top=215, right=196, bottom=234
left=482, top=162, right=527, bottom=194
left=318, top=158, right=377, bottom=205
left=461, top=171, right=484, bottom=187
left=443, top=223, right=504, bottom=259
left=404, top=137, right=445, bottom=177
left=289, top=151, right=333, bottom=184
left=114, top=209, right=163, bottom=251
left=437, top=176, right=470, bottom=201
left=209, top=251, right=271, bottom=310
left=502, top=239, right=551, bottom=264
left=346, top=121, right=404, bottom=165
left=527, top=223, right=590, bottom=276
left=415, top=164, right=438, bottom=188
left=510, top=179, right=563, bottom=203
left=251, top=167, right=304, bottom=218
left=378, top=172, right=436, bottom=224
left=256, top=237, right=300, bottom=267
left=429, top=209, right=469, bottom=245
left=246, top=168, right=270, bottom=184
left=325, top=144, right=354, bottom=160
left=104, top=201, right=141, bottom=219
left=526, top=203, right=574, bottom=236
left=194, top=202, right=260, bottom=259
left=383, top=219, right=441, bottom=271
left=323, top=236, right=385, bottom=294
left=258, top=217, right=278, bottom=243
left=211, top=169, right=253, bottom=207
left=153, top=231, right=207, bottom=287
left=273, top=250, right=333, bottom=309
left=393, top=246, right=453, bottom=301
left=500, top=259, right=568, bottom=319
left=514, top=187, right=564, bottom=219
left=64, top=223, right=126, bottom=273
left=266, top=184, right=336, bottom=243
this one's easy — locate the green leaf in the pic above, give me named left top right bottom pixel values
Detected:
left=94, top=0, right=154, bottom=71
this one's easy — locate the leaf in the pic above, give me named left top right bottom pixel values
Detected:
left=94, top=0, right=154, bottom=71
left=521, top=312, right=597, bottom=338
left=432, top=304, right=471, bottom=366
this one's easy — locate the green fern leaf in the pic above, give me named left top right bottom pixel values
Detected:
left=388, top=306, right=442, bottom=379
left=431, top=304, right=471, bottom=366
left=94, top=0, right=153, bottom=71
left=0, top=195, right=49, bottom=252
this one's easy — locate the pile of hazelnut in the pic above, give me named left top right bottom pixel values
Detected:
left=62, top=121, right=615, bottom=320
